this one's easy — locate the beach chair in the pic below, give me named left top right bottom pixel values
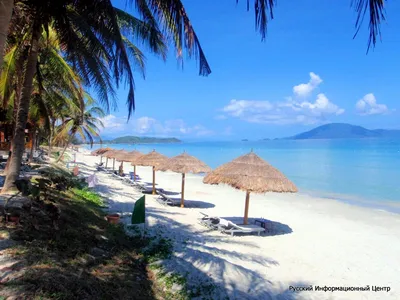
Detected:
left=133, top=182, right=154, bottom=194
left=111, top=172, right=125, bottom=181
left=96, top=165, right=109, bottom=173
left=156, top=190, right=181, bottom=206
left=198, top=212, right=220, bottom=229
left=218, top=219, right=265, bottom=236
left=198, top=213, right=265, bottom=236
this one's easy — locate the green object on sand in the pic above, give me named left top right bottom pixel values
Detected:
left=131, top=195, right=145, bottom=224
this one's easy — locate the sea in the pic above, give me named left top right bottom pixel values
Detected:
left=86, top=139, right=400, bottom=213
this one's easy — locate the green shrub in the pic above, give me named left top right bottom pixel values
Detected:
left=71, top=187, right=104, bottom=206
left=40, top=165, right=86, bottom=190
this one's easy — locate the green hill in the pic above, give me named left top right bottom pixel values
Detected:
left=101, top=136, right=182, bottom=144
left=283, top=123, right=400, bottom=140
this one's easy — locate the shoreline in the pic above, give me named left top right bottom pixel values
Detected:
left=81, top=146, right=400, bottom=216
left=299, top=190, right=400, bottom=215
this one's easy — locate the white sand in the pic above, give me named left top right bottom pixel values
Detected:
left=75, top=149, right=400, bottom=299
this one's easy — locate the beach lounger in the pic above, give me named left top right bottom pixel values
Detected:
left=131, top=181, right=154, bottom=194
left=218, top=219, right=265, bottom=236
left=111, top=172, right=126, bottom=181
left=198, top=212, right=220, bottom=229
left=198, top=213, right=265, bottom=236
left=96, top=165, right=110, bottom=173
left=156, top=190, right=181, bottom=206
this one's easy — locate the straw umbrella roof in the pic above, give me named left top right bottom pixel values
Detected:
left=203, top=152, right=297, bottom=193
left=113, top=150, right=129, bottom=161
left=157, top=152, right=211, bottom=174
left=91, top=147, right=112, bottom=156
left=104, top=149, right=124, bottom=159
left=136, top=150, right=168, bottom=167
left=124, top=150, right=143, bottom=164
left=116, top=150, right=142, bottom=162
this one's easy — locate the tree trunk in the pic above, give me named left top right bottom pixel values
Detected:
left=180, top=173, right=185, bottom=208
left=56, top=138, right=72, bottom=163
left=48, top=119, right=55, bottom=156
left=1, top=22, right=40, bottom=194
left=243, top=191, right=251, bottom=225
left=4, top=81, right=22, bottom=176
left=0, top=0, right=14, bottom=69
left=29, top=128, right=36, bottom=163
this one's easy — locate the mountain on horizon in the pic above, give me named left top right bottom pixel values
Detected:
left=283, top=123, right=400, bottom=140
left=100, top=135, right=181, bottom=144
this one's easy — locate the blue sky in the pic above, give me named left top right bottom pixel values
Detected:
left=102, top=0, right=400, bottom=140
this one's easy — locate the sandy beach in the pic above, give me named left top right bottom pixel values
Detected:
left=76, top=148, right=400, bottom=299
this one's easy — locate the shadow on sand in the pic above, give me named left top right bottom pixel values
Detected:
left=138, top=207, right=307, bottom=299
left=83, top=161, right=307, bottom=299
left=169, top=198, right=216, bottom=209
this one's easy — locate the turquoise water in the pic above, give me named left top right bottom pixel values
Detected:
left=88, top=139, right=400, bottom=207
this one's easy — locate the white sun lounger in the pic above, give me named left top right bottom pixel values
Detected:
left=219, top=219, right=265, bottom=236
left=198, top=212, right=220, bottom=228
left=198, top=213, right=265, bottom=236
left=96, top=165, right=111, bottom=173
left=111, top=172, right=126, bottom=181
left=156, top=191, right=181, bottom=206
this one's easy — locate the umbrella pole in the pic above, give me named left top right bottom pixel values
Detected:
left=100, top=156, right=103, bottom=164
left=112, top=158, right=115, bottom=171
left=134, top=165, right=136, bottom=182
left=243, top=190, right=250, bottom=225
left=152, top=166, right=156, bottom=195
left=106, top=157, right=108, bottom=168
left=180, top=173, right=185, bottom=208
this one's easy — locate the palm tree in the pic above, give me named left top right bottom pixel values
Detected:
left=54, top=98, right=105, bottom=163
left=0, top=21, right=85, bottom=174
left=1, top=3, right=166, bottom=192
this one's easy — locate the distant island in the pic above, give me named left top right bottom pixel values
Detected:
left=282, top=123, right=400, bottom=140
left=96, top=136, right=182, bottom=144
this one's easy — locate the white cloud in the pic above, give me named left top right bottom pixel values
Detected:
left=214, top=114, right=227, bottom=120
left=356, top=93, right=390, bottom=116
left=293, top=72, right=322, bottom=97
left=219, top=72, right=346, bottom=125
left=223, top=100, right=273, bottom=117
left=100, top=115, right=125, bottom=132
left=221, top=94, right=344, bottom=125
left=99, top=115, right=213, bottom=137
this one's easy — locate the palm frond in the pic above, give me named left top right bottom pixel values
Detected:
left=351, top=0, right=386, bottom=50
left=0, top=45, right=18, bottom=107
left=132, top=0, right=211, bottom=76
left=115, top=7, right=167, bottom=60
left=122, top=36, right=146, bottom=78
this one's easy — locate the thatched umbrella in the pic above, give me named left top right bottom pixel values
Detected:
left=113, top=150, right=129, bottom=163
left=157, top=152, right=211, bottom=208
left=112, top=150, right=129, bottom=173
left=103, top=149, right=115, bottom=168
left=114, top=150, right=141, bottom=173
left=136, top=150, right=168, bottom=194
left=91, top=147, right=111, bottom=164
left=125, top=150, right=143, bottom=181
left=104, top=149, right=124, bottom=170
left=203, top=151, right=297, bottom=224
